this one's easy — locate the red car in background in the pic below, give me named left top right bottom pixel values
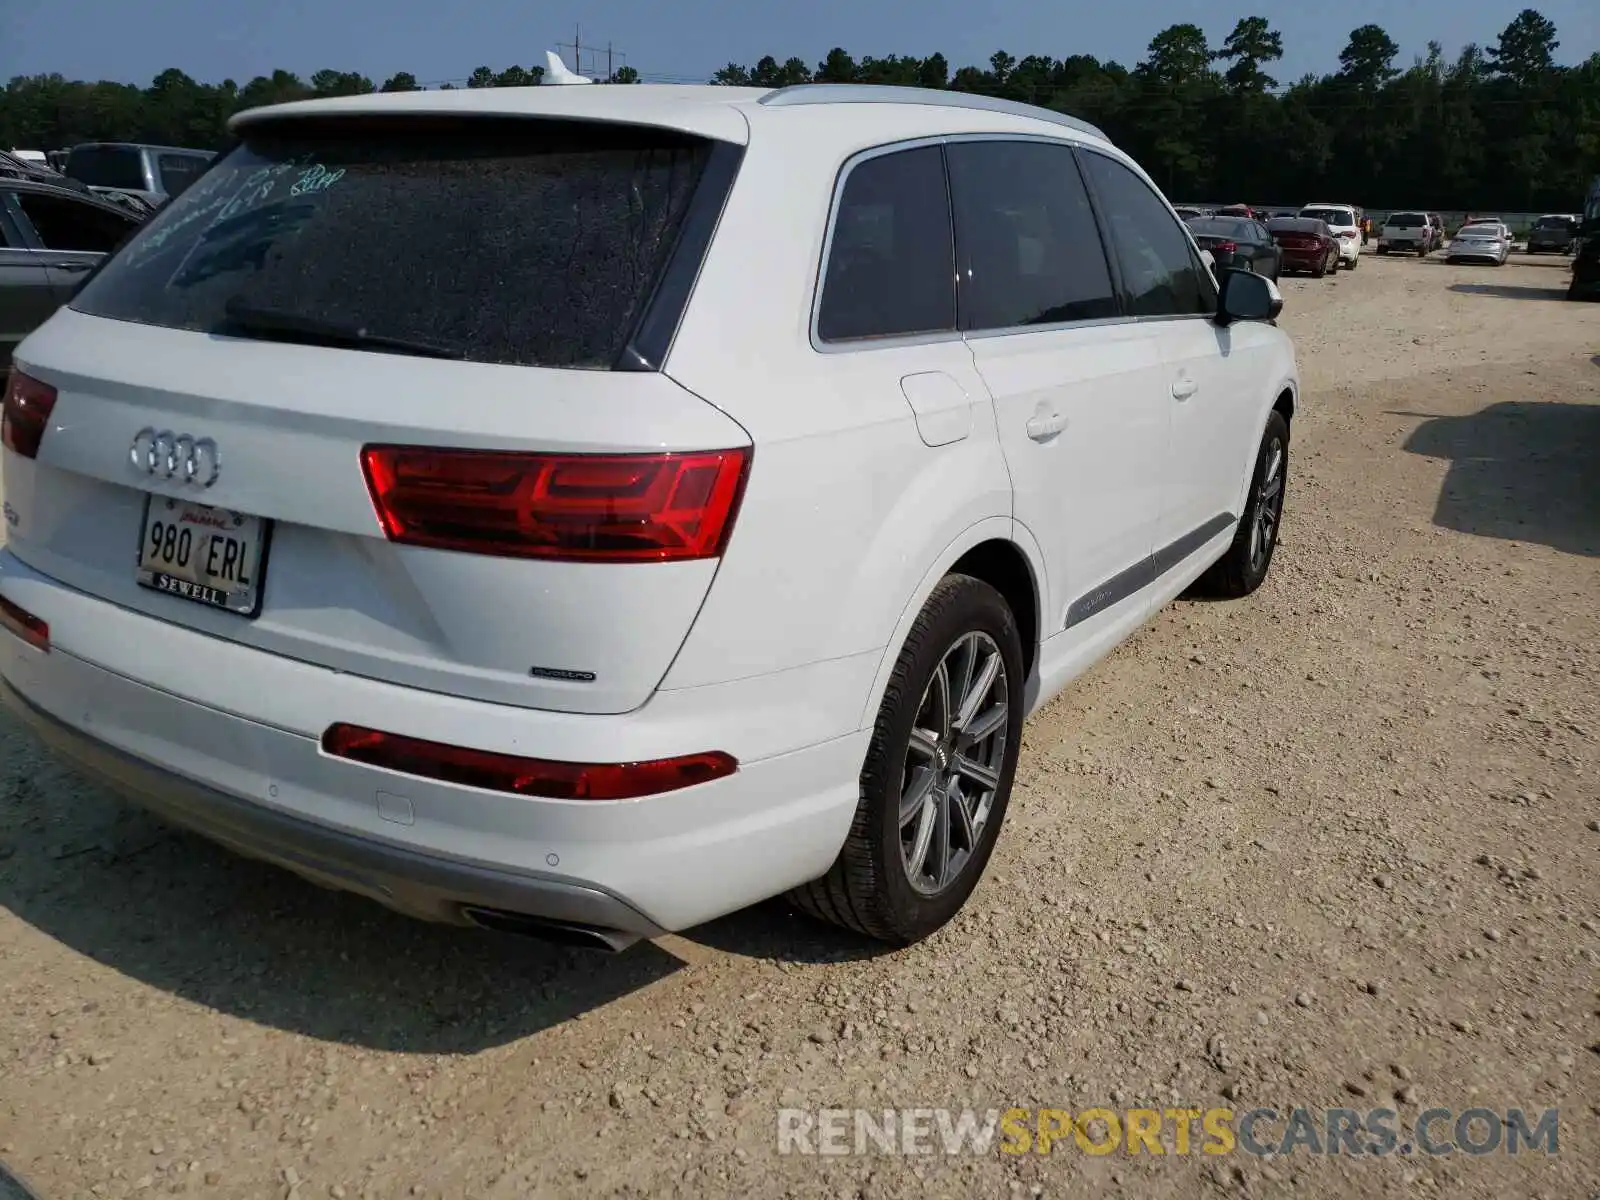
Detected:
left=1265, top=216, right=1340, bottom=278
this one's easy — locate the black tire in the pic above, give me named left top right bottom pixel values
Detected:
left=788, top=574, right=1025, bottom=944
left=1376, top=245, right=1387, bottom=256
left=1348, top=252, right=1359, bottom=270
left=1196, top=409, right=1289, bottom=599
left=1311, top=257, right=1327, bottom=279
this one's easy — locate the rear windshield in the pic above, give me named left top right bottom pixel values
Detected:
left=1266, top=218, right=1322, bottom=235
left=72, top=118, right=717, bottom=369
left=65, top=145, right=147, bottom=191
left=1187, top=218, right=1255, bottom=240
left=1300, top=207, right=1351, bottom=227
left=1534, top=215, right=1574, bottom=229
left=156, top=152, right=211, bottom=197
left=1387, top=212, right=1424, bottom=226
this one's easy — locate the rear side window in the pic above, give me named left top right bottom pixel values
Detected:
left=157, top=153, right=211, bottom=197
left=817, top=146, right=955, bottom=342
left=945, top=140, right=1116, bottom=331
left=65, top=146, right=147, bottom=191
left=72, top=119, right=719, bottom=369
left=14, top=191, right=136, bottom=253
left=1079, top=151, right=1215, bottom=318
left=1388, top=212, right=1424, bottom=226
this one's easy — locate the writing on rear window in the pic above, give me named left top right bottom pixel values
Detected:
left=75, top=119, right=713, bottom=369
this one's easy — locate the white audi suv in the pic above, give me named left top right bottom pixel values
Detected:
left=0, top=82, right=1298, bottom=948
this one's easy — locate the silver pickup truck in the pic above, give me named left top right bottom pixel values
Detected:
left=1377, top=211, right=1439, bottom=256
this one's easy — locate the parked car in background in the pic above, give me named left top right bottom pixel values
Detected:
left=1265, top=216, right=1339, bottom=277
left=1172, top=205, right=1207, bottom=220
left=1, top=177, right=144, bottom=378
left=1569, top=178, right=1600, bottom=300
left=0, top=81, right=1298, bottom=949
left=1215, top=203, right=1256, bottom=219
left=1184, top=215, right=1281, bottom=279
left=62, top=142, right=215, bottom=208
left=1526, top=214, right=1578, bottom=254
left=1299, top=203, right=1361, bottom=269
left=1376, top=211, right=1438, bottom=256
left=1445, top=221, right=1511, bottom=265
left=0, top=150, right=93, bottom=196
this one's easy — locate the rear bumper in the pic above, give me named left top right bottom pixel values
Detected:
left=0, top=551, right=871, bottom=934
left=1, top=677, right=667, bottom=941
left=1280, top=250, right=1328, bottom=269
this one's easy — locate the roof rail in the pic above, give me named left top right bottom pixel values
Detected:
left=757, top=84, right=1109, bottom=143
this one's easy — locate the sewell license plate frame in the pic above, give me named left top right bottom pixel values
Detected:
left=135, top=494, right=272, bottom=618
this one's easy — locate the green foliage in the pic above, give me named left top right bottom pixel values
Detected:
left=2, top=11, right=1596, bottom=211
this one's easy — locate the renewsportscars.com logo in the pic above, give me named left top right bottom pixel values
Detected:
left=777, top=1106, right=1561, bottom=1158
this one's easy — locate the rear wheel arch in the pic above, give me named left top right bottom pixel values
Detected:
left=1273, top=387, right=1295, bottom=425
left=857, top=520, right=1044, bottom=730
left=948, top=539, right=1039, bottom=681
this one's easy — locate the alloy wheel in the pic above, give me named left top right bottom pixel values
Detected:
left=1249, top=435, right=1285, bottom=572
left=899, top=631, right=1009, bottom=896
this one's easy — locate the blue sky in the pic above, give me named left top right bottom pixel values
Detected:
left=3, top=0, right=1597, bottom=88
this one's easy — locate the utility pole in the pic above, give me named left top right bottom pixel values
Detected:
left=554, top=32, right=627, bottom=81
left=556, top=26, right=583, bottom=75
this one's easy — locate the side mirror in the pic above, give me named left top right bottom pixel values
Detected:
left=1215, top=268, right=1283, bottom=326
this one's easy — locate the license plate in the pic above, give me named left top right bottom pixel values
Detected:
left=136, top=496, right=269, bottom=616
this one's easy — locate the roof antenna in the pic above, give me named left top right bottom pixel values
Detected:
left=543, top=51, right=594, bottom=85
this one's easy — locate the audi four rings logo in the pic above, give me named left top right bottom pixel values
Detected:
left=129, top=427, right=221, bottom=488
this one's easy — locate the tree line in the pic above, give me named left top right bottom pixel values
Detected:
left=3, top=8, right=1595, bottom=211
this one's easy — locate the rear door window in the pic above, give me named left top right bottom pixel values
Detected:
left=945, top=139, right=1116, bottom=332
left=71, top=118, right=719, bottom=369
left=13, top=190, right=136, bottom=253
left=156, top=153, right=211, bottom=197
left=816, top=145, right=956, bottom=342
left=1079, top=150, right=1215, bottom=317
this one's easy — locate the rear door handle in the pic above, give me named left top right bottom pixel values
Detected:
left=1025, top=410, right=1068, bottom=441
left=49, top=261, right=93, bottom=273
left=1171, top=378, right=1198, bottom=401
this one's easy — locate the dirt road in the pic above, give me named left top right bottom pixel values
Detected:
left=1, top=254, right=1597, bottom=1200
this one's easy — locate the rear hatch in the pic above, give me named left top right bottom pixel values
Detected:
left=1382, top=213, right=1425, bottom=240
left=7, top=113, right=750, bottom=715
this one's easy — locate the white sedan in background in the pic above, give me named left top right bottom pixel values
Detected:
left=1446, top=221, right=1511, bottom=265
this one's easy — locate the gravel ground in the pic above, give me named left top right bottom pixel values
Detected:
left=1, top=253, right=1597, bottom=1200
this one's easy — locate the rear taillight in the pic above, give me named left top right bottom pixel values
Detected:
left=2, top=371, right=58, bottom=460
left=0, top=594, right=49, bottom=652
left=360, top=445, right=750, bottom=562
left=321, top=723, right=737, bottom=800
left=1338, top=230, right=1358, bottom=239
left=1214, top=241, right=1238, bottom=254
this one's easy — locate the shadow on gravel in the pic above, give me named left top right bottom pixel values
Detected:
left=1447, top=282, right=1569, bottom=300
left=0, top=748, right=690, bottom=1053
left=683, top=901, right=890, bottom=965
left=1394, top=400, right=1600, bottom=558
